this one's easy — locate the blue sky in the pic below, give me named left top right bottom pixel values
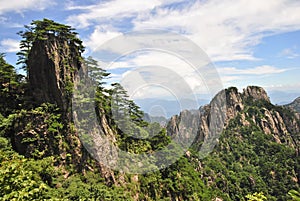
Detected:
left=1, top=0, right=300, bottom=104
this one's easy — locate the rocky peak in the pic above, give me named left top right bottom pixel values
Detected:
left=28, top=37, right=83, bottom=117
left=167, top=86, right=300, bottom=151
left=225, top=87, right=243, bottom=119
left=242, top=86, right=270, bottom=103
left=287, top=97, right=300, bottom=114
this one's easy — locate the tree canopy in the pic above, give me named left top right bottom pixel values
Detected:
left=17, top=18, right=85, bottom=72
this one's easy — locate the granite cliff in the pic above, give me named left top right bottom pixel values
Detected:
left=28, top=34, right=83, bottom=118
left=167, top=86, right=300, bottom=152
left=287, top=97, right=300, bottom=114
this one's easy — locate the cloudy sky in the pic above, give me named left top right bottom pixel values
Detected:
left=1, top=0, right=300, bottom=104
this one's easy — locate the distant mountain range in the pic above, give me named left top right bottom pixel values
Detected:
left=138, top=93, right=300, bottom=124
left=143, top=113, right=168, bottom=126
left=268, top=90, right=300, bottom=105
left=135, top=98, right=209, bottom=118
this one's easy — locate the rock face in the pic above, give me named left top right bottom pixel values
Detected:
left=24, top=33, right=117, bottom=180
left=12, top=36, right=85, bottom=163
left=28, top=37, right=83, bottom=117
left=11, top=104, right=82, bottom=165
left=167, top=86, right=300, bottom=151
left=287, top=97, right=300, bottom=114
left=242, top=85, right=270, bottom=102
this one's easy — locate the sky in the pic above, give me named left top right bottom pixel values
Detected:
left=1, top=0, right=300, bottom=105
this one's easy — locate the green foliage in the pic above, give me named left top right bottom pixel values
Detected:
left=0, top=53, right=24, bottom=116
left=53, top=172, right=130, bottom=200
left=288, top=190, right=300, bottom=201
left=110, top=83, right=146, bottom=124
left=0, top=151, right=51, bottom=200
left=1, top=103, right=65, bottom=159
left=85, top=56, right=112, bottom=115
left=17, top=18, right=85, bottom=72
left=246, top=192, right=267, bottom=201
left=0, top=137, right=9, bottom=149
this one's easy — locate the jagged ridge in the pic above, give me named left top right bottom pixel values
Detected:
left=167, top=86, right=300, bottom=150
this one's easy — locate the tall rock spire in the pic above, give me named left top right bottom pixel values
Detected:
left=19, top=19, right=85, bottom=117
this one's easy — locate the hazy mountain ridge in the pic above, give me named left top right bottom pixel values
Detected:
left=143, top=112, right=168, bottom=126
left=268, top=91, right=300, bottom=105
left=135, top=98, right=209, bottom=118
left=286, top=97, right=300, bottom=114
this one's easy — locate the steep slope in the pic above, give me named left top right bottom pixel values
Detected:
left=7, top=20, right=94, bottom=171
left=287, top=97, right=300, bottom=114
left=9, top=19, right=122, bottom=181
left=27, top=29, right=84, bottom=119
left=166, top=86, right=300, bottom=200
left=167, top=86, right=300, bottom=150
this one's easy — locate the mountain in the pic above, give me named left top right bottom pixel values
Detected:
left=166, top=86, right=300, bottom=200
left=135, top=98, right=209, bottom=118
left=143, top=113, right=168, bottom=126
left=268, top=91, right=300, bottom=105
left=10, top=20, right=86, bottom=166
left=0, top=19, right=300, bottom=200
left=167, top=86, right=299, bottom=149
left=286, top=97, right=300, bottom=114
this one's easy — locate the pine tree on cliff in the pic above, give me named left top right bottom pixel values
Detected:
left=17, top=19, right=85, bottom=113
left=84, top=56, right=111, bottom=114
left=0, top=53, right=24, bottom=116
left=17, top=18, right=84, bottom=74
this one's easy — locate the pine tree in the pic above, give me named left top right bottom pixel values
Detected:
left=0, top=53, right=23, bottom=116
left=17, top=18, right=84, bottom=74
left=84, top=56, right=111, bottom=114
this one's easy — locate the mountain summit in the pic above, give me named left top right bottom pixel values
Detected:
left=168, top=85, right=299, bottom=152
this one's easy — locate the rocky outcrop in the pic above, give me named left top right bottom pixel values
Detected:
left=11, top=104, right=82, bottom=164
left=287, top=97, right=300, bottom=114
left=167, top=86, right=300, bottom=151
left=24, top=31, right=118, bottom=181
left=11, top=33, right=85, bottom=164
left=28, top=37, right=83, bottom=118
left=242, top=86, right=270, bottom=102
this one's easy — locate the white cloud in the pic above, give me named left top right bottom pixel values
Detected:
left=66, top=0, right=165, bottom=28
left=217, top=65, right=288, bottom=75
left=108, top=51, right=195, bottom=71
left=215, top=65, right=291, bottom=89
left=0, top=16, right=23, bottom=28
left=84, top=26, right=122, bottom=51
left=0, top=16, right=7, bottom=23
left=279, top=47, right=300, bottom=59
left=74, top=0, right=300, bottom=62
left=265, top=83, right=300, bottom=93
left=0, top=38, right=19, bottom=53
left=66, top=0, right=185, bottom=28
left=133, top=0, right=300, bottom=61
left=219, top=75, right=242, bottom=83
left=0, top=0, right=55, bottom=14
left=69, top=0, right=300, bottom=97
left=95, top=50, right=221, bottom=98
